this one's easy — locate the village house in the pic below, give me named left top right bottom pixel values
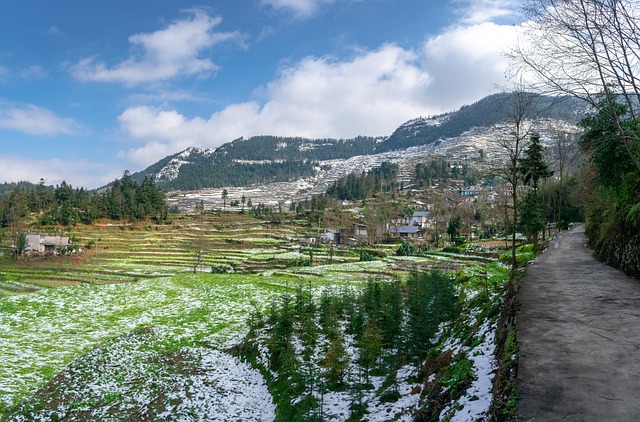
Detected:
left=317, top=224, right=371, bottom=246
left=408, top=211, right=431, bottom=229
left=25, top=234, right=70, bottom=254
left=387, top=210, right=431, bottom=239
left=320, top=229, right=340, bottom=245
left=389, top=224, right=423, bottom=239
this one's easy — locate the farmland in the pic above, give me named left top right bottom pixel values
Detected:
left=0, top=212, right=522, bottom=420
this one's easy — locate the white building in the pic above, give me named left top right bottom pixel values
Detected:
left=25, top=234, right=70, bottom=253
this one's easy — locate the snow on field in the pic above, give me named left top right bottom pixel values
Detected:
left=156, top=348, right=275, bottom=421
left=0, top=274, right=282, bottom=409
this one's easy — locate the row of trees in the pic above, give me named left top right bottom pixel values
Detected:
left=238, top=272, right=458, bottom=420
left=0, top=172, right=168, bottom=229
left=415, top=159, right=478, bottom=187
left=164, top=159, right=317, bottom=191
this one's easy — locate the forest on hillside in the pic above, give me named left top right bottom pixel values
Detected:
left=0, top=172, right=167, bottom=255
left=132, top=136, right=380, bottom=190
left=376, top=94, right=585, bottom=153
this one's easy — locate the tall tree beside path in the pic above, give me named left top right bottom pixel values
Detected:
left=520, top=132, right=553, bottom=251
left=494, top=87, right=537, bottom=274
left=511, top=0, right=640, bottom=174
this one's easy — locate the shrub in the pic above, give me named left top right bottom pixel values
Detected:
left=211, top=264, right=234, bottom=274
left=396, top=242, right=415, bottom=256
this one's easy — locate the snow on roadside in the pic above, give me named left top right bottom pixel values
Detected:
left=439, top=321, right=498, bottom=421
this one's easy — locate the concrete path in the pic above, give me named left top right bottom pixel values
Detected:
left=517, top=224, right=640, bottom=421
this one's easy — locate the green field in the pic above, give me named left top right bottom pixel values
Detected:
left=0, top=212, right=519, bottom=420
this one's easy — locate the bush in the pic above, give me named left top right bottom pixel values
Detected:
left=362, top=248, right=386, bottom=258
left=442, top=245, right=467, bottom=254
left=211, top=264, right=234, bottom=274
left=396, top=242, right=415, bottom=256
left=286, top=258, right=312, bottom=268
left=359, top=250, right=376, bottom=261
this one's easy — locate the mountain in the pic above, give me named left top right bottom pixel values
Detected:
left=130, top=93, right=586, bottom=205
left=129, top=136, right=382, bottom=190
left=375, top=93, right=586, bottom=153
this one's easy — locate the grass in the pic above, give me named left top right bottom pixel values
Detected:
left=0, top=273, right=292, bottom=410
left=0, top=213, right=537, bottom=420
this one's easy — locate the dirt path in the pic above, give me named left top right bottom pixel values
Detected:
left=517, top=224, right=640, bottom=421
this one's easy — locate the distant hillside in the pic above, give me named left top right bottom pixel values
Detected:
left=130, top=136, right=381, bottom=190
left=130, top=93, right=586, bottom=191
left=375, top=93, right=586, bottom=153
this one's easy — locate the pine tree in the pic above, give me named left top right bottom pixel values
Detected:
left=519, top=132, right=553, bottom=250
left=321, top=332, right=350, bottom=389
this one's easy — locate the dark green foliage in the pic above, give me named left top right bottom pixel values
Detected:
left=286, top=257, right=312, bottom=268
left=359, top=249, right=376, bottom=261
left=579, top=96, right=640, bottom=276
left=579, top=98, right=639, bottom=194
left=395, top=242, right=414, bottom=256
left=0, top=172, right=168, bottom=227
left=131, top=136, right=380, bottom=190
left=519, top=132, right=553, bottom=190
left=519, top=191, right=545, bottom=244
left=447, top=215, right=462, bottom=243
left=236, top=272, right=459, bottom=420
left=415, top=160, right=450, bottom=185
left=166, top=159, right=317, bottom=191
left=321, top=333, right=350, bottom=388
left=441, top=356, right=474, bottom=399
left=415, top=159, right=476, bottom=186
left=406, top=271, right=457, bottom=360
left=325, top=161, right=399, bottom=201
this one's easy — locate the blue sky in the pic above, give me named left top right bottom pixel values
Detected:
left=0, top=0, right=522, bottom=188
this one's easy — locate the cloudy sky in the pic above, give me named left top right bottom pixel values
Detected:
left=0, top=0, right=523, bottom=188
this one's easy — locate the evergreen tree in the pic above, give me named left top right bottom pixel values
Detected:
left=222, top=189, right=228, bottom=211
left=321, top=332, right=350, bottom=389
left=520, top=132, right=553, bottom=190
left=519, top=132, right=553, bottom=250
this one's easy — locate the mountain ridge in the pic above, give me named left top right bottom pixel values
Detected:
left=129, top=93, right=586, bottom=194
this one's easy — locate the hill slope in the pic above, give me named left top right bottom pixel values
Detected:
left=375, top=93, right=585, bottom=153
left=131, top=93, right=585, bottom=195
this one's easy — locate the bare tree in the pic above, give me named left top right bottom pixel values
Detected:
left=493, top=87, right=537, bottom=273
left=511, top=0, right=640, bottom=173
left=553, top=131, right=580, bottom=183
left=184, top=201, right=211, bottom=273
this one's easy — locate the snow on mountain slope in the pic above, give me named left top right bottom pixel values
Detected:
left=166, top=118, right=580, bottom=212
left=156, top=147, right=216, bottom=182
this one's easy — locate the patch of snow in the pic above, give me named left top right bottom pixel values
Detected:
left=158, top=348, right=275, bottom=421
left=440, top=321, right=498, bottom=422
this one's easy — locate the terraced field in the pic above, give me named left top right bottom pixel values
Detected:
left=0, top=212, right=514, bottom=420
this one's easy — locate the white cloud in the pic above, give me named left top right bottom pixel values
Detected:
left=421, top=21, right=519, bottom=110
left=118, top=44, right=432, bottom=166
left=19, top=65, right=47, bottom=80
left=0, top=100, right=83, bottom=136
left=454, top=0, right=520, bottom=24
left=261, top=0, right=335, bottom=19
left=71, top=9, right=243, bottom=85
left=0, top=156, right=119, bottom=189
left=116, top=5, right=521, bottom=169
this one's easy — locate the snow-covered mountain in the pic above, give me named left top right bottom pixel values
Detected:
left=128, top=93, right=585, bottom=210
